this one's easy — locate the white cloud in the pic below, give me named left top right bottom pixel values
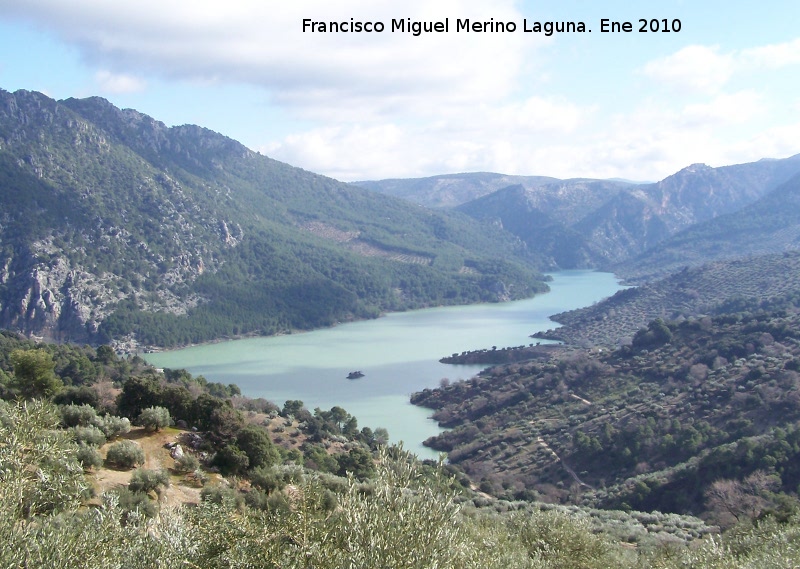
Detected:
left=262, top=80, right=798, bottom=183
left=641, top=45, right=734, bottom=94
left=2, top=1, right=798, bottom=182
left=680, top=91, right=764, bottom=127
left=94, top=70, right=146, bottom=94
left=727, top=122, right=800, bottom=162
left=741, top=38, right=800, bottom=69
left=641, top=38, right=800, bottom=97
left=2, top=0, right=534, bottom=115
left=264, top=95, right=588, bottom=180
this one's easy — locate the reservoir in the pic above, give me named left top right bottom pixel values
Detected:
left=146, top=270, right=623, bottom=458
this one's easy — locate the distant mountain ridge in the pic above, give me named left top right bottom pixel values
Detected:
left=613, top=172, right=800, bottom=282
left=362, top=156, right=800, bottom=270
left=0, top=88, right=547, bottom=348
left=354, top=172, right=563, bottom=209
left=457, top=180, right=637, bottom=268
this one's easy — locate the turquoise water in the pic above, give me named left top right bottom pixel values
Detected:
left=146, top=270, right=623, bottom=458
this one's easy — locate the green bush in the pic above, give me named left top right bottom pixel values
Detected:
left=212, top=444, right=249, bottom=475
left=95, top=414, right=131, bottom=439
left=9, top=349, right=62, bottom=400
left=53, top=386, right=99, bottom=408
left=137, top=406, right=171, bottom=432
left=113, top=487, right=158, bottom=519
left=70, top=425, right=106, bottom=447
left=235, top=424, right=279, bottom=469
left=200, top=484, right=243, bottom=509
left=509, top=510, right=627, bottom=569
left=76, top=443, right=103, bottom=470
left=174, top=453, right=200, bottom=473
left=128, top=468, right=171, bottom=497
left=336, top=446, right=376, bottom=480
left=249, top=465, right=285, bottom=493
left=243, top=488, right=270, bottom=510
left=0, top=400, right=89, bottom=519
left=60, top=403, right=98, bottom=428
left=105, top=440, right=145, bottom=469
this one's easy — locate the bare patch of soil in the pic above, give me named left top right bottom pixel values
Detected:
left=89, top=426, right=205, bottom=507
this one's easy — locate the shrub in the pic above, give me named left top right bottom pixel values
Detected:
left=95, top=414, right=131, bottom=439
left=9, top=349, right=62, bottom=399
left=235, top=425, right=280, bottom=469
left=243, top=488, right=270, bottom=510
left=0, top=400, right=90, bottom=519
left=105, top=440, right=145, bottom=469
left=200, top=484, right=243, bottom=509
left=192, top=468, right=209, bottom=486
left=212, top=444, right=249, bottom=475
left=249, top=465, right=284, bottom=493
left=265, top=490, right=291, bottom=514
left=60, top=404, right=98, bottom=428
left=113, top=487, right=158, bottom=519
left=138, top=406, right=171, bottom=432
left=53, top=386, right=99, bottom=408
left=174, top=453, right=200, bottom=473
left=509, top=510, right=621, bottom=569
left=76, top=443, right=103, bottom=470
left=70, top=425, right=106, bottom=447
left=336, top=446, right=376, bottom=480
left=128, top=468, right=171, bottom=497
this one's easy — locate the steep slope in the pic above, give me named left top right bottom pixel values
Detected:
left=613, top=173, right=800, bottom=282
left=580, top=159, right=800, bottom=264
left=0, top=89, right=547, bottom=347
left=571, top=190, right=671, bottom=264
left=456, top=185, right=608, bottom=268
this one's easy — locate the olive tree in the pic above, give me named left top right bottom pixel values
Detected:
left=138, top=406, right=171, bottom=432
left=106, top=440, right=145, bottom=469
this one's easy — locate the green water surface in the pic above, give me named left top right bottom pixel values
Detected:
left=146, top=270, right=624, bottom=458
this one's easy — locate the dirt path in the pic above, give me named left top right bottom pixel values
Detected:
left=570, top=393, right=593, bottom=405
left=536, top=436, right=593, bottom=490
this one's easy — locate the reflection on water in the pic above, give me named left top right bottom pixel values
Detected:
left=146, top=270, right=623, bottom=458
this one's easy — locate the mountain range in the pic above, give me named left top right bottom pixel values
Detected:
left=0, top=89, right=546, bottom=348
left=2, top=86, right=800, bottom=349
left=364, top=157, right=800, bottom=268
left=613, top=171, right=800, bottom=282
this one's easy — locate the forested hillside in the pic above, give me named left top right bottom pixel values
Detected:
left=0, top=89, right=547, bottom=348
left=414, top=305, right=800, bottom=520
left=535, top=252, right=800, bottom=347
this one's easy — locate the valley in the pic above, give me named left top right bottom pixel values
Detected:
left=4, top=86, right=800, bottom=567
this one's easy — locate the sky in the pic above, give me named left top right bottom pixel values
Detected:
left=1, top=0, right=799, bottom=183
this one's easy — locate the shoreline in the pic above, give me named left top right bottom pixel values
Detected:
left=124, top=281, right=557, bottom=354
